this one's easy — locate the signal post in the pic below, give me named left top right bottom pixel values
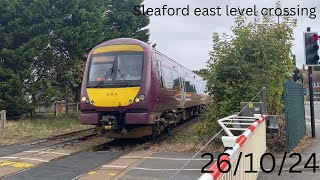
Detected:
left=305, top=27, right=319, bottom=138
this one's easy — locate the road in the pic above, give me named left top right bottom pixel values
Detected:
left=305, top=103, right=320, bottom=137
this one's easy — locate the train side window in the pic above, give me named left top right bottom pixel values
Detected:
left=172, top=70, right=180, bottom=91
left=185, top=77, right=193, bottom=93
left=163, top=66, right=173, bottom=90
left=192, top=79, right=196, bottom=93
left=157, top=60, right=163, bottom=88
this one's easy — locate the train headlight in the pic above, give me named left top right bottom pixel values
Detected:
left=85, top=99, right=90, bottom=104
left=135, top=98, right=140, bottom=103
left=81, top=96, right=87, bottom=102
left=138, top=94, right=146, bottom=101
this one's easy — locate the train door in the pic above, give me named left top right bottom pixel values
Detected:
left=156, top=55, right=164, bottom=112
left=179, top=67, right=186, bottom=108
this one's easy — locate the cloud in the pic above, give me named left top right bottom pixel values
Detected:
left=144, top=0, right=320, bottom=70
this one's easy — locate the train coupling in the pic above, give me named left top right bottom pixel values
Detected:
left=105, top=125, right=112, bottom=131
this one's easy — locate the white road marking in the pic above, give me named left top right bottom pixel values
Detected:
left=132, top=167, right=200, bottom=171
left=0, top=157, right=49, bottom=162
left=24, top=150, right=40, bottom=153
left=0, top=157, right=19, bottom=159
left=24, top=150, right=70, bottom=156
left=120, top=156, right=143, bottom=159
left=142, top=157, right=212, bottom=161
left=19, top=158, right=49, bottom=162
left=102, top=165, right=128, bottom=169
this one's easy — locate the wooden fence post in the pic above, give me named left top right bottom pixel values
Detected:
left=55, top=101, right=58, bottom=117
left=1, top=110, right=6, bottom=130
left=76, top=102, right=79, bottom=113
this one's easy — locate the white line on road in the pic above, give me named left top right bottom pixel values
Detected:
left=102, top=165, right=128, bottom=169
left=0, top=156, right=49, bottom=162
left=142, top=157, right=212, bottom=161
left=132, top=167, right=200, bottom=171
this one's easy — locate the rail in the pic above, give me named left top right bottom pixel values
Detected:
left=199, top=114, right=266, bottom=180
left=0, top=110, right=6, bottom=130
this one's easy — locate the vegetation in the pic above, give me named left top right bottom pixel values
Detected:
left=0, top=114, right=91, bottom=144
left=206, top=15, right=296, bottom=119
left=193, top=69, right=209, bottom=80
left=0, top=0, right=150, bottom=117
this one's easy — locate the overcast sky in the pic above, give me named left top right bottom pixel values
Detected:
left=144, top=0, right=320, bottom=70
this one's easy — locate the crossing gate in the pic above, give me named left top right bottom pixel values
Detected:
left=198, top=114, right=266, bottom=180
left=283, top=82, right=306, bottom=151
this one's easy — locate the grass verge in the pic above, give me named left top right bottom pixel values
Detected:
left=151, top=110, right=223, bottom=153
left=0, top=113, right=93, bottom=145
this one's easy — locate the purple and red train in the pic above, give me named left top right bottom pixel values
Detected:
left=80, top=38, right=210, bottom=138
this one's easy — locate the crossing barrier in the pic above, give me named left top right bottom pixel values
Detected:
left=198, top=114, right=266, bottom=180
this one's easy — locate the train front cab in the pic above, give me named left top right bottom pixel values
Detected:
left=80, top=42, right=158, bottom=138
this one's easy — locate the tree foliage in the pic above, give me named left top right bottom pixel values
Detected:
left=0, top=0, right=150, bottom=117
left=207, top=15, right=296, bottom=118
left=193, top=69, right=209, bottom=80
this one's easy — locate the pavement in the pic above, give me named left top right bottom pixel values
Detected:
left=258, top=104, right=320, bottom=180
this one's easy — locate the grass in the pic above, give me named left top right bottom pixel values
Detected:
left=150, top=112, right=223, bottom=153
left=0, top=113, right=93, bottom=145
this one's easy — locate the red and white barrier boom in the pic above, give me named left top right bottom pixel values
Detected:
left=198, top=114, right=267, bottom=180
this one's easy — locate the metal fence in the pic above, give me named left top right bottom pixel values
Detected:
left=283, top=81, right=306, bottom=151
left=198, top=114, right=266, bottom=180
left=0, top=110, right=6, bottom=130
left=35, top=101, right=80, bottom=116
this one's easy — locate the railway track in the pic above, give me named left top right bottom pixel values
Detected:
left=0, top=128, right=98, bottom=157
left=28, top=128, right=97, bottom=145
left=91, top=115, right=201, bottom=152
left=0, top=116, right=202, bottom=179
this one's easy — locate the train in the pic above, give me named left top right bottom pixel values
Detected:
left=80, top=38, right=210, bottom=138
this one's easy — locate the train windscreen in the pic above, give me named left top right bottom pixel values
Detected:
left=87, top=52, right=143, bottom=87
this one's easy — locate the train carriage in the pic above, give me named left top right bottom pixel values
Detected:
left=80, top=38, right=209, bottom=138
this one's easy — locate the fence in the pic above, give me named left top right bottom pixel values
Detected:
left=283, top=82, right=306, bottom=151
left=35, top=101, right=80, bottom=116
left=0, top=110, right=6, bottom=130
left=199, top=114, right=266, bottom=180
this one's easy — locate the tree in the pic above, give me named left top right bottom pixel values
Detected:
left=105, top=0, right=150, bottom=42
left=207, top=15, right=296, bottom=118
left=0, top=0, right=151, bottom=117
left=193, top=69, right=209, bottom=80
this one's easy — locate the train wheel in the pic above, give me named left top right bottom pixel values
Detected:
left=182, top=110, right=187, bottom=120
left=189, top=108, right=194, bottom=117
left=194, top=106, right=198, bottom=115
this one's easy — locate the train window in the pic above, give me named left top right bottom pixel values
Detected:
left=117, top=54, right=143, bottom=80
left=191, top=79, right=196, bottom=93
left=172, top=70, right=180, bottom=91
left=185, top=77, right=193, bottom=93
left=195, top=81, right=199, bottom=94
left=89, top=55, right=115, bottom=82
left=163, top=66, right=174, bottom=90
left=157, top=60, right=163, bottom=88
